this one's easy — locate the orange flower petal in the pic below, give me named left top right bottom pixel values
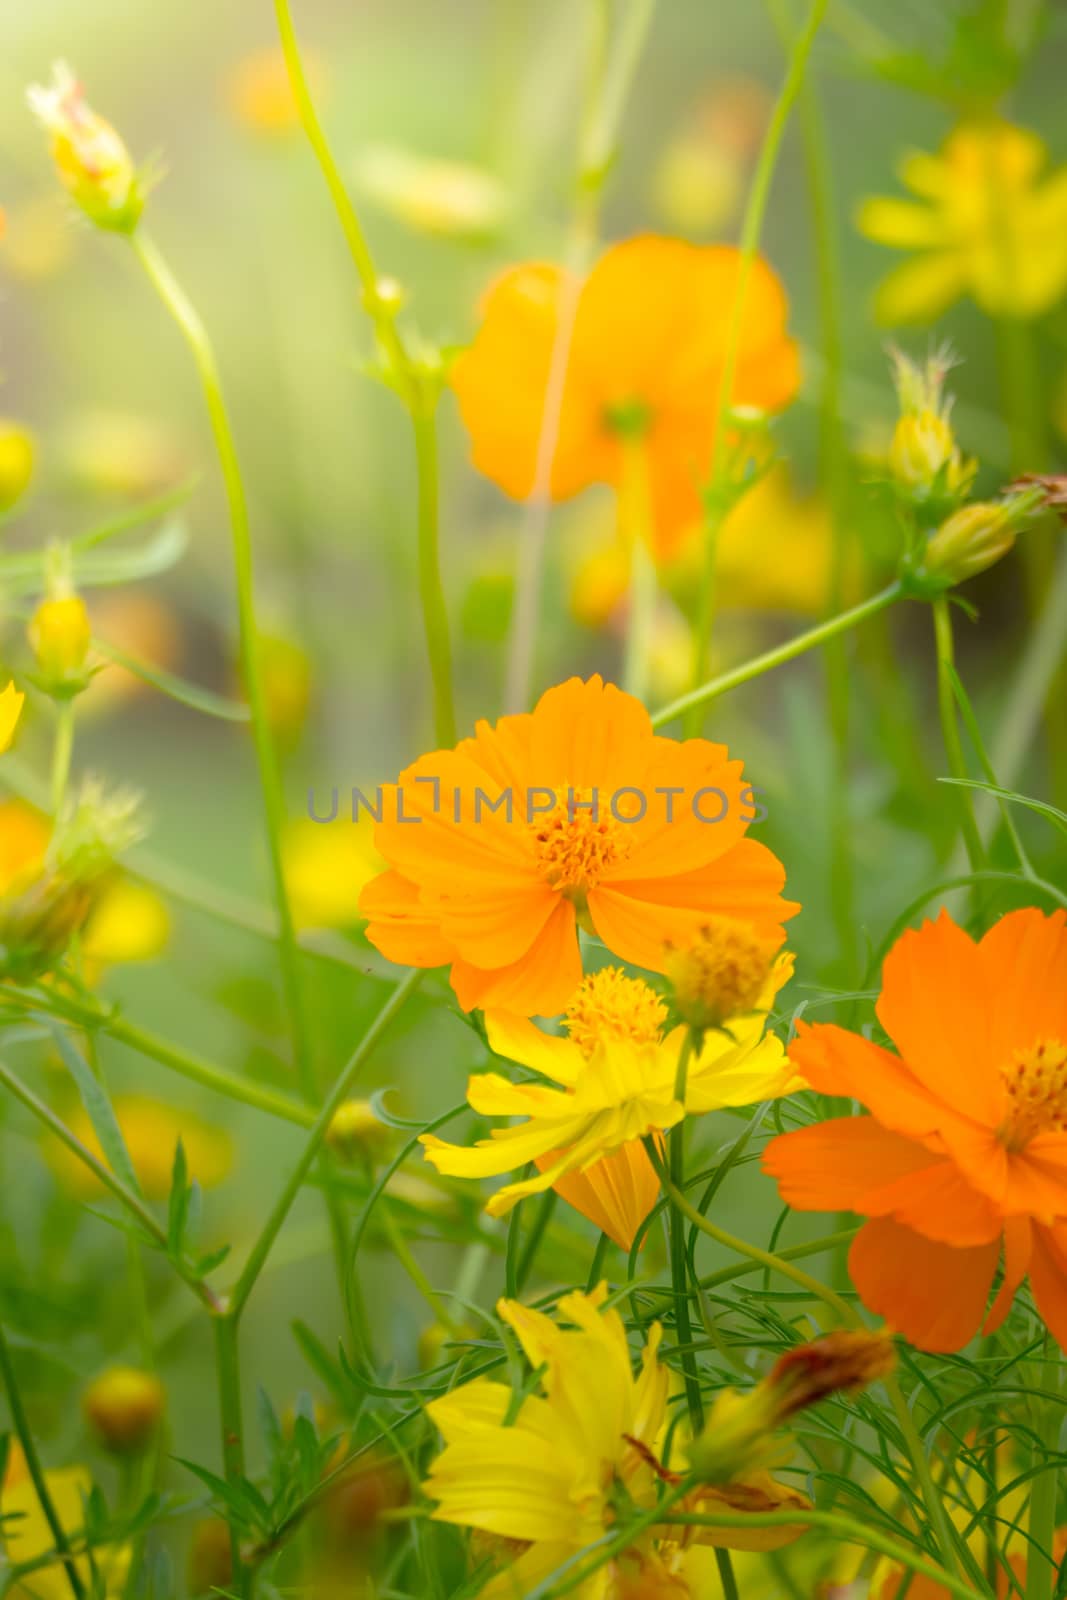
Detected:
left=984, top=1216, right=1033, bottom=1335
left=527, top=675, right=652, bottom=794
left=978, top=908, right=1067, bottom=1063
left=848, top=1218, right=999, bottom=1353
left=539, top=1137, right=660, bottom=1251
left=361, top=869, right=455, bottom=967
left=763, top=1117, right=936, bottom=1213
left=876, top=910, right=1002, bottom=1127
left=787, top=1021, right=953, bottom=1144
left=449, top=898, right=581, bottom=1017
left=1029, top=1222, right=1067, bottom=1354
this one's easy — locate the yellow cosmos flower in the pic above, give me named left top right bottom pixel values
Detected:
left=2, top=1445, right=130, bottom=1599
left=49, top=1093, right=232, bottom=1201
left=82, top=877, right=171, bottom=966
left=283, top=816, right=383, bottom=931
left=421, top=954, right=795, bottom=1238
left=857, top=119, right=1067, bottom=323
left=356, top=144, right=510, bottom=240
left=424, top=1285, right=807, bottom=1598
left=0, top=682, right=25, bottom=755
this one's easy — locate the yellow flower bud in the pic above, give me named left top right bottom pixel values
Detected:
left=0, top=421, right=35, bottom=513
left=664, top=915, right=777, bottom=1032
left=82, top=1366, right=165, bottom=1454
left=28, top=593, right=92, bottom=688
left=0, top=681, right=25, bottom=755
left=27, top=62, right=144, bottom=233
left=187, top=1518, right=232, bottom=1597
left=924, top=498, right=1021, bottom=585
left=689, top=1330, right=896, bottom=1483
left=325, top=1098, right=391, bottom=1165
left=888, top=409, right=966, bottom=492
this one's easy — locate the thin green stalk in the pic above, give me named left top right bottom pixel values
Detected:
left=655, top=580, right=902, bottom=729
left=50, top=700, right=75, bottom=818
left=656, top=1162, right=857, bottom=1327
left=0, top=1054, right=224, bottom=1313
left=715, top=1549, right=740, bottom=1600
left=1024, top=1346, right=1061, bottom=1600
left=932, top=596, right=984, bottom=870
left=0, top=1320, right=86, bottom=1600
left=412, top=404, right=456, bottom=745
left=668, top=1032, right=704, bottom=1430
left=504, top=0, right=656, bottom=713
left=883, top=1374, right=966, bottom=1586
left=686, top=0, right=829, bottom=730
left=271, top=0, right=455, bottom=744
left=380, top=1202, right=458, bottom=1333
left=230, top=971, right=420, bottom=1319
left=621, top=438, right=657, bottom=701
left=129, top=230, right=318, bottom=1109
left=213, top=1313, right=249, bottom=1596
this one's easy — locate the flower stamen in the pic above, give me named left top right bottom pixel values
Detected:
left=998, top=1038, right=1067, bottom=1151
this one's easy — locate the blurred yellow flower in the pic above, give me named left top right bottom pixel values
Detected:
left=28, top=593, right=92, bottom=689
left=283, top=816, right=383, bottom=930
left=224, top=46, right=327, bottom=135
left=422, top=957, right=795, bottom=1235
left=82, top=877, right=171, bottom=966
left=2, top=1444, right=131, bottom=1599
left=27, top=62, right=144, bottom=234
left=0, top=800, right=48, bottom=892
left=82, top=1366, right=165, bottom=1455
left=857, top=120, right=1067, bottom=322
left=254, top=631, right=312, bottom=743
left=50, top=1093, right=232, bottom=1200
left=0, top=683, right=26, bottom=755
left=356, top=145, right=510, bottom=240
left=424, top=1285, right=807, bottom=1597
left=0, top=193, right=76, bottom=281
left=62, top=410, right=187, bottom=499
left=0, top=422, right=35, bottom=513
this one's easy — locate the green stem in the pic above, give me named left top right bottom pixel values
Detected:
left=0, top=1321, right=86, bottom=1600
left=657, top=1163, right=857, bottom=1327
left=129, top=230, right=317, bottom=1110
left=883, top=1374, right=965, bottom=1585
left=271, top=0, right=456, bottom=744
left=932, top=596, right=984, bottom=870
left=0, top=1054, right=224, bottom=1312
left=1024, top=1346, right=1061, bottom=1600
left=50, top=701, right=75, bottom=819
left=229, top=971, right=420, bottom=1319
left=668, top=1032, right=704, bottom=1431
left=715, top=1549, right=740, bottom=1600
left=411, top=403, right=456, bottom=745
left=212, top=1313, right=249, bottom=1596
left=504, top=0, right=655, bottom=713
left=686, top=0, right=829, bottom=727
left=656, top=581, right=902, bottom=729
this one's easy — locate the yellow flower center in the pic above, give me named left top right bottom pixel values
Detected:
left=529, top=788, right=633, bottom=900
left=663, top=915, right=775, bottom=1030
left=563, top=967, right=668, bottom=1058
left=998, top=1038, right=1067, bottom=1151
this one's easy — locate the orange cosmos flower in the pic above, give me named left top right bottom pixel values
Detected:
left=763, top=907, right=1067, bottom=1353
left=360, top=676, right=797, bottom=1017
left=451, top=235, right=800, bottom=562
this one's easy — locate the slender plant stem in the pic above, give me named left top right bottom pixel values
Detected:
left=883, top=1373, right=965, bottom=1584
left=715, top=1549, right=741, bottom=1600
left=0, top=1320, right=86, bottom=1600
left=129, top=230, right=318, bottom=1109
left=655, top=581, right=902, bottom=729
left=620, top=437, right=657, bottom=701
left=657, top=1164, right=857, bottom=1326
left=50, top=701, right=75, bottom=818
left=1024, top=1344, right=1061, bottom=1600
left=505, top=0, right=656, bottom=712
left=271, top=0, right=456, bottom=744
left=0, top=1055, right=224, bottom=1312
left=686, top=0, right=829, bottom=729
left=213, top=1313, right=249, bottom=1595
left=932, top=596, right=984, bottom=870
left=411, top=404, right=456, bottom=745
left=667, top=1032, right=704, bottom=1430
left=230, top=970, right=421, bottom=1319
